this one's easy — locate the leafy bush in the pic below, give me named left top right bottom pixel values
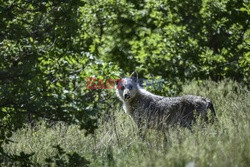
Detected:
left=0, top=0, right=120, bottom=163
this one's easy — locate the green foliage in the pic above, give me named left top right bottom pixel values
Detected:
left=79, top=0, right=249, bottom=94
left=1, top=0, right=89, bottom=128
left=0, top=0, right=120, bottom=164
left=0, top=0, right=120, bottom=131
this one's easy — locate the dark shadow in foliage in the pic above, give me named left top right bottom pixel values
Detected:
left=0, top=150, right=35, bottom=167
left=0, top=126, right=35, bottom=166
left=45, top=145, right=90, bottom=167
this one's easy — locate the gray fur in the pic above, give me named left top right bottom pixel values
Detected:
left=116, top=72, right=216, bottom=130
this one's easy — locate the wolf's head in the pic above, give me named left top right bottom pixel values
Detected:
left=116, top=72, right=138, bottom=102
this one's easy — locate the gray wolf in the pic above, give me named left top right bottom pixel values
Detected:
left=116, top=72, right=216, bottom=131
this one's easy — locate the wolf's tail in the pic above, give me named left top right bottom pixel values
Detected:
left=207, top=101, right=216, bottom=119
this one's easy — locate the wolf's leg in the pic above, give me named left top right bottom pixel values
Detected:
left=137, top=122, right=147, bottom=140
left=161, top=126, right=171, bottom=150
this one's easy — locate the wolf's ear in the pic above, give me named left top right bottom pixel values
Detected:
left=130, top=72, right=138, bottom=82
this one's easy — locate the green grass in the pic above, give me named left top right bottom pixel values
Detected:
left=3, top=80, right=250, bottom=166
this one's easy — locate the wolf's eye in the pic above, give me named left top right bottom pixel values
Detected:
left=128, top=85, right=133, bottom=90
left=120, top=86, right=125, bottom=90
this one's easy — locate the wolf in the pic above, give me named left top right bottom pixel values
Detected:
left=116, top=72, right=216, bottom=131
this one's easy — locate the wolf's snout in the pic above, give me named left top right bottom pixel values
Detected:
left=124, top=94, right=130, bottom=99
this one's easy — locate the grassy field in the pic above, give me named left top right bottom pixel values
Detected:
left=3, top=80, right=250, bottom=166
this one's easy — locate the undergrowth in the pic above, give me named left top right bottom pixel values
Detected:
left=3, top=80, right=250, bottom=166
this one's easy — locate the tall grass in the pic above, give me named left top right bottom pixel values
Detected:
left=3, top=80, right=250, bottom=166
